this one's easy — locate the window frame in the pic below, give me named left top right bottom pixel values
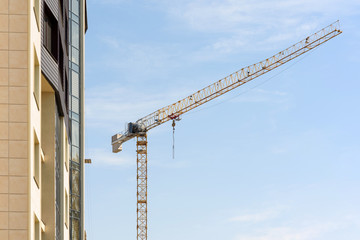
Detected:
left=43, top=6, right=59, bottom=61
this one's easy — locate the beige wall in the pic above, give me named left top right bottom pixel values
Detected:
left=40, top=82, right=70, bottom=240
left=0, top=0, right=72, bottom=237
left=40, top=79, right=70, bottom=240
left=0, top=0, right=71, bottom=238
left=40, top=90, right=54, bottom=240
left=0, top=0, right=31, bottom=239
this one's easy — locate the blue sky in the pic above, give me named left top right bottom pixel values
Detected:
left=84, top=1, right=360, bottom=239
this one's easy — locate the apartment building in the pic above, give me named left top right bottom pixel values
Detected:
left=0, top=0, right=87, bottom=238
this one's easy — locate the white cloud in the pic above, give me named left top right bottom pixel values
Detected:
left=168, top=0, right=359, bottom=32
left=163, top=0, right=359, bottom=54
left=89, top=0, right=357, bottom=81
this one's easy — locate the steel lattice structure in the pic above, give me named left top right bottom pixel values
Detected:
left=112, top=21, right=342, bottom=240
left=136, top=134, right=148, bottom=240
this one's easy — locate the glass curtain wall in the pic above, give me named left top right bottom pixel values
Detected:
left=69, top=0, right=82, bottom=239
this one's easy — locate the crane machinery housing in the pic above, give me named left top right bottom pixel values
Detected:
left=111, top=21, right=342, bottom=240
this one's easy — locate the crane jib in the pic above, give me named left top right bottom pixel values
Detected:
left=111, top=21, right=342, bottom=240
left=113, top=21, right=342, bottom=149
left=136, top=22, right=342, bottom=133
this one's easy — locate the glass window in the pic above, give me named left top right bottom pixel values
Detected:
left=71, top=12, right=79, bottom=22
left=71, top=218, right=80, bottom=240
left=71, top=21, right=79, bottom=48
left=44, top=7, right=58, bottom=60
left=72, top=97, right=79, bottom=114
left=71, top=71, right=79, bottom=97
left=71, top=0, right=79, bottom=16
left=72, top=63, right=79, bottom=72
left=71, top=146, right=79, bottom=162
left=71, top=47, right=79, bottom=65
left=71, top=194, right=80, bottom=211
left=71, top=111, right=79, bottom=122
left=71, top=168, right=80, bottom=196
left=72, top=120, right=79, bottom=146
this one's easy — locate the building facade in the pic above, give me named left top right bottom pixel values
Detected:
left=0, top=0, right=87, bottom=238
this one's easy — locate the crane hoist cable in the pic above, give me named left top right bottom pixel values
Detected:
left=172, top=120, right=175, bottom=159
left=111, top=20, right=342, bottom=240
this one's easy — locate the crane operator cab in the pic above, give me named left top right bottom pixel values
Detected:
left=112, top=122, right=146, bottom=153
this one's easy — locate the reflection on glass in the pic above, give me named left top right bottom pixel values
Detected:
left=71, top=111, right=79, bottom=122
left=72, top=97, right=79, bottom=114
left=72, top=120, right=79, bottom=145
left=71, top=219, right=80, bottom=240
left=71, top=146, right=79, bottom=162
left=71, top=21, right=79, bottom=48
left=72, top=63, right=79, bottom=72
left=69, top=0, right=82, bottom=239
left=71, top=12, right=79, bottom=23
left=71, top=47, right=79, bottom=65
left=71, top=168, right=80, bottom=193
left=71, top=70, right=79, bottom=97
left=71, top=195, right=80, bottom=211
left=71, top=0, right=79, bottom=15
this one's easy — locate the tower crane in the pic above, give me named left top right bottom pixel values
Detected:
left=111, top=21, right=342, bottom=240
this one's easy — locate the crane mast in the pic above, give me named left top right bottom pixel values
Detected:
left=111, top=21, right=342, bottom=240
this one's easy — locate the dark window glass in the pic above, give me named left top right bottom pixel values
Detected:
left=59, top=0, right=64, bottom=21
left=59, top=47, right=64, bottom=89
left=44, top=6, right=58, bottom=60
